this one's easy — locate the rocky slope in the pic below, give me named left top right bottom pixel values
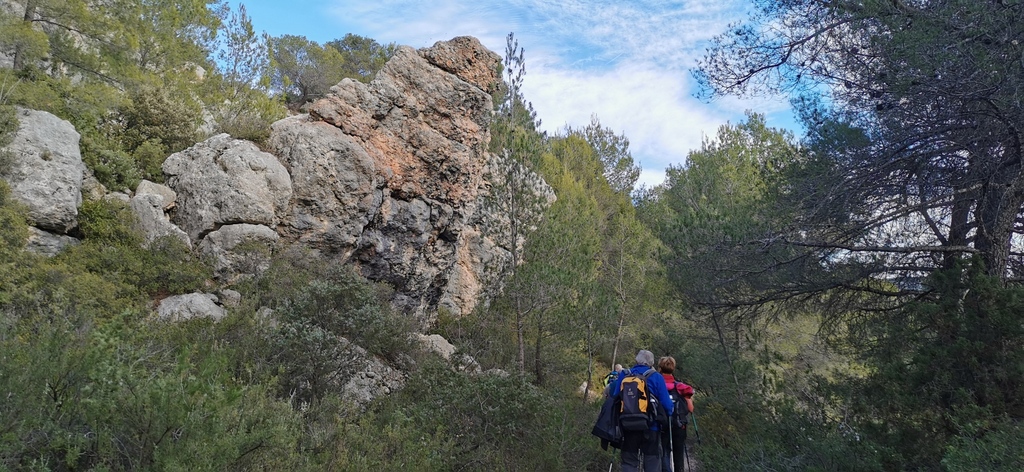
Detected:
left=2, top=36, right=554, bottom=327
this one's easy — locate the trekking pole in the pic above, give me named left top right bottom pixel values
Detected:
left=668, top=425, right=673, bottom=471
left=692, top=411, right=701, bottom=446
left=683, top=440, right=690, bottom=472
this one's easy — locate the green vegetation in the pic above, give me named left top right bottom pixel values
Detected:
left=2, top=1, right=1021, bottom=470
left=269, top=33, right=396, bottom=109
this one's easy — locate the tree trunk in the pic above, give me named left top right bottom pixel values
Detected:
left=974, top=151, right=1024, bottom=280
left=610, top=303, right=625, bottom=367
left=516, top=297, right=525, bottom=375
left=943, top=188, right=972, bottom=271
left=13, top=0, right=38, bottom=71
left=711, top=308, right=743, bottom=401
left=534, top=314, right=544, bottom=385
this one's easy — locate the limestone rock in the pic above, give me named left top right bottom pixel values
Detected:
left=162, top=36, right=552, bottom=322
left=25, top=226, right=80, bottom=256
left=81, top=170, right=107, bottom=201
left=157, top=293, right=227, bottom=321
left=218, top=289, right=241, bottom=307
left=136, top=180, right=177, bottom=210
left=269, top=115, right=379, bottom=252
left=197, top=223, right=279, bottom=280
left=130, top=180, right=191, bottom=248
left=339, top=342, right=405, bottom=406
left=163, top=133, right=292, bottom=241
left=267, top=36, right=549, bottom=322
left=417, top=333, right=457, bottom=360
left=418, top=36, right=503, bottom=93
left=2, top=107, right=84, bottom=233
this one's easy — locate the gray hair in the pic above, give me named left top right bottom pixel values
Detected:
left=635, top=350, right=655, bottom=367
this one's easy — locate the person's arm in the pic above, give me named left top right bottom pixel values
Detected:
left=681, top=383, right=695, bottom=412
left=649, top=373, right=674, bottom=416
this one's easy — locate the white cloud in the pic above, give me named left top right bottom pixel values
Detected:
left=526, top=62, right=731, bottom=188
left=326, top=0, right=514, bottom=49
left=306, top=0, right=795, bottom=189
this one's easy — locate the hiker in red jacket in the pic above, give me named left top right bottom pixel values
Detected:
left=658, top=356, right=694, bottom=472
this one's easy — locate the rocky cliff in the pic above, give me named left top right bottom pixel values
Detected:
left=1, top=36, right=554, bottom=326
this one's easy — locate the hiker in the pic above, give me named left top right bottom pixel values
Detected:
left=658, top=356, right=694, bottom=472
left=602, top=363, right=624, bottom=397
left=609, top=350, right=674, bottom=472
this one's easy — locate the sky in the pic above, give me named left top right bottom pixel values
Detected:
left=234, top=0, right=800, bottom=189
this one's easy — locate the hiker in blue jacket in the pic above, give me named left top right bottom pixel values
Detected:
left=609, top=349, right=675, bottom=472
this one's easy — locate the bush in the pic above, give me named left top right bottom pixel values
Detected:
left=214, top=92, right=286, bottom=146
left=244, top=247, right=416, bottom=360
left=0, top=180, right=28, bottom=257
left=269, top=265, right=416, bottom=404
left=0, top=311, right=304, bottom=471
left=942, top=408, right=1024, bottom=472
left=119, top=83, right=201, bottom=154
left=132, top=138, right=168, bottom=183
left=61, top=199, right=211, bottom=297
left=0, top=104, right=17, bottom=175
left=697, top=400, right=886, bottom=472
left=81, top=146, right=143, bottom=192
left=349, top=358, right=609, bottom=471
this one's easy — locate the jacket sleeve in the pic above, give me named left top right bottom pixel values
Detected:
left=648, top=373, right=674, bottom=417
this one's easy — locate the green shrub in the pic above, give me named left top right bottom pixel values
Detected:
left=81, top=145, right=142, bottom=192
left=324, top=397, right=453, bottom=471
left=356, top=358, right=609, bottom=471
left=0, top=104, right=17, bottom=175
left=0, top=180, right=28, bottom=256
left=942, top=407, right=1024, bottom=472
left=75, top=198, right=142, bottom=246
left=60, top=199, right=211, bottom=297
left=0, top=310, right=304, bottom=471
left=242, top=247, right=416, bottom=361
left=132, top=138, right=168, bottom=183
left=697, top=400, right=886, bottom=472
left=268, top=264, right=415, bottom=404
left=119, top=83, right=201, bottom=154
left=215, top=92, right=286, bottom=146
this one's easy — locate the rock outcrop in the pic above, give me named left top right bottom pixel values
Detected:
left=25, top=227, right=80, bottom=256
left=160, top=36, right=552, bottom=323
left=3, top=107, right=85, bottom=234
left=1, top=37, right=553, bottom=325
left=266, top=36, right=550, bottom=323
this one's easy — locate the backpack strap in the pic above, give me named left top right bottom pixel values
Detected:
left=642, top=368, right=672, bottom=427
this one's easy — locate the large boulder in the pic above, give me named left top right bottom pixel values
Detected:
left=163, top=133, right=292, bottom=241
left=25, top=227, right=80, bottom=256
left=1, top=107, right=85, bottom=233
left=197, top=223, right=279, bottom=281
left=156, top=293, right=227, bottom=321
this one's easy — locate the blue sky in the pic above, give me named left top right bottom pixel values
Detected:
left=234, top=0, right=800, bottom=188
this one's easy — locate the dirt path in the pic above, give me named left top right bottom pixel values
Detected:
left=678, top=440, right=702, bottom=471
